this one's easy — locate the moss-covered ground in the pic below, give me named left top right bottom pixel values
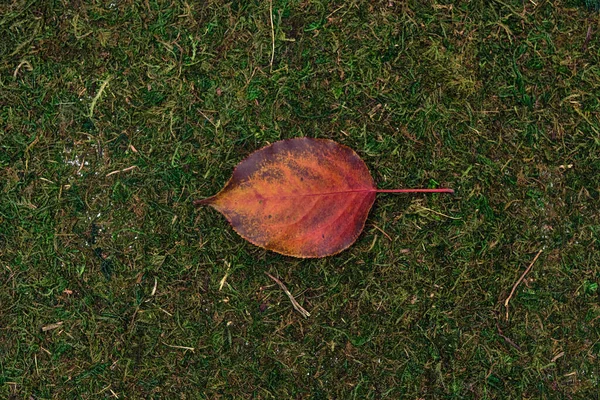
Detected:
left=1, top=0, right=599, bottom=398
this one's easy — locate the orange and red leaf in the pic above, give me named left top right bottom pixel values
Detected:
left=196, top=138, right=453, bottom=258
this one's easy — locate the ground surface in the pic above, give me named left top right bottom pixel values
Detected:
left=1, top=0, right=599, bottom=398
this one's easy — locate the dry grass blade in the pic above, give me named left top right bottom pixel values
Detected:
left=163, top=343, right=195, bottom=352
left=88, top=75, right=111, bottom=118
left=219, top=261, right=231, bottom=291
left=41, top=321, right=63, bottom=332
left=265, top=272, right=310, bottom=318
left=504, top=250, right=543, bottom=320
left=269, top=0, right=275, bottom=71
left=496, top=320, right=522, bottom=351
left=105, top=165, right=137, bottom=177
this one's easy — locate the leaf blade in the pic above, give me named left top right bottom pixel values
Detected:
left=199, top=138, right=376, bottom=258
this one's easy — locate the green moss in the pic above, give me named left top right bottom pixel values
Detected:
left=1, top=0, right=599, bottom=398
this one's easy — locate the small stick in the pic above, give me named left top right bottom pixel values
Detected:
left=504, top=250, right=543, bottom=320
left=265, top=272, right=310, bottom=318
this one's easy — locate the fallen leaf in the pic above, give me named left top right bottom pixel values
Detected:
left=195, top=138, right=453, bottom=258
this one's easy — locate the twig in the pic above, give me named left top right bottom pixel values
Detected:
left=269, top=0, right=275, bottom=71
left=504, top=250, right=542, bottom=320
left=265, top=272, right=310, bottom=318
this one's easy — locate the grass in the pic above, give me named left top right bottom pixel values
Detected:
left=1, top=0, right=599, bottom=398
